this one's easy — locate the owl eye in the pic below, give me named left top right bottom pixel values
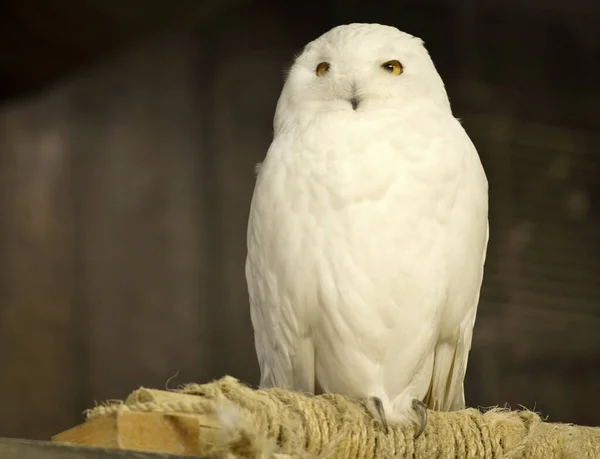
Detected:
left=315, top=62, right=330, bottom=77
left=381, top=60, right=403, bottom=76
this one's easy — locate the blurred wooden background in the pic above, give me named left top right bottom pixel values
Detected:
left=0, top=0, right=599, bottom=441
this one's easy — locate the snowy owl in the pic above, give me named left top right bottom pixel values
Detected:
left=245, top=23, right=489, bottom=437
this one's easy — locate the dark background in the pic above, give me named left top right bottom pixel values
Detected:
left=1, top=0, right=599, bottom=441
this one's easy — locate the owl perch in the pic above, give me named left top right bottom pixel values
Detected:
left=52, top=376, right=600, bottom=459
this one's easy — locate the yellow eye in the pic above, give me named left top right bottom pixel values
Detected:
left=316, top=62, right=330, bottom=77
left=381, top=60, right=403, bottom=75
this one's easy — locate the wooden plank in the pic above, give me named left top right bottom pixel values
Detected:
left=66, top=35, right=212, bottom=406
left=197, top=4, right=305, bottom=382
left=52, top=390, right=221, bottom=456
left=0, top=91, right=77, bottom=439
left=0, top=437, right=202, bottom=459
left=53, top=411, right=218, bottom=456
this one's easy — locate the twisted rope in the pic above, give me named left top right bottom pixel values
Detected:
left=86, top=376, right=600, bottom=458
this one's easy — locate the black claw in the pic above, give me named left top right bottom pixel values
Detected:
left=411, top=399, right=428, bottom=438
left=371, top=396, right=389, bottom=434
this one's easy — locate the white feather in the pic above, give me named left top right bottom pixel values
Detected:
left=246, top=23, right=488, bottom=427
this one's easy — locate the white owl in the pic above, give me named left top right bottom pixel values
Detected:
left=245, top=23, right=489, bottom=437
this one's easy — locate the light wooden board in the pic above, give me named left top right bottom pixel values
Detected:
left=53, top=410, right=220, bottom=457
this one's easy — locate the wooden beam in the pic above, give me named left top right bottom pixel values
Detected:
left=0, top=437, right=204, bottom=459
left=53, top=411, right=220, bottom=457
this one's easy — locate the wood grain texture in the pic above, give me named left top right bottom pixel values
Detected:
left=0, top=92, right=77, bottom=438
left=66, top=34, right=212, bottom=410
left=53, top=412, right=218, bottom=456
left=0, top=437, right=203, bottom=459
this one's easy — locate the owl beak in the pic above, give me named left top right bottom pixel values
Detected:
left=350, top=97, right=360, bottom=110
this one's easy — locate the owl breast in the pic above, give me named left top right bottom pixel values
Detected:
left=253, top=110, right=464, bottom=327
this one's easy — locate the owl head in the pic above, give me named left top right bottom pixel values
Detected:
left=274, top=23, right=451, bottom=130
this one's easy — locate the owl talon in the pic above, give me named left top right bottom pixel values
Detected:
left=412, top=399, right=427, bottom=438
left=370, top=396, right=389, bottom=434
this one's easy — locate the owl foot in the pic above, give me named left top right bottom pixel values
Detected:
left=412, top=399, right=427, bottom=438
left=367, top=396, right=427, bottom=437
left=370, top=396, right=389, bottom=433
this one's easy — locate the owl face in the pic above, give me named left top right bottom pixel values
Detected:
left=276, top=23, right=449, bottom=124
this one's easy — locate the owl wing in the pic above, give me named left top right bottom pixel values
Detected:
left=245, top=188, right=316, bottom=394
left=247, top=269, right=315, bottom=392
left=427, top=196, right=489, bottom=411
left=447, top=221, right=489, bottom=410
